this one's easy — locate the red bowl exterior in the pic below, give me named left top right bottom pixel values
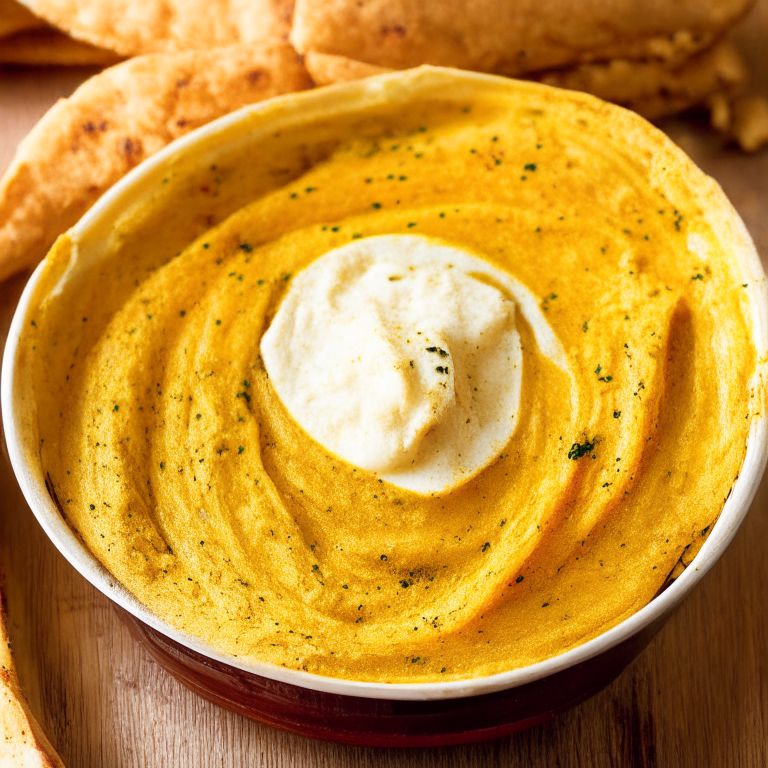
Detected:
left=114, top=604, right=669, bottom=747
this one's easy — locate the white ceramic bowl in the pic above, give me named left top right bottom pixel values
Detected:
left=2, top=68, right=767, bottom=745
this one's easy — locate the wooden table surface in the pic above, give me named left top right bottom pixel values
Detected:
left=1, top=7, right=768, bottom=766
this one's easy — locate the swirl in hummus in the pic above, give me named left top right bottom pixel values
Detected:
left=17, top=70, right=760, bottom=683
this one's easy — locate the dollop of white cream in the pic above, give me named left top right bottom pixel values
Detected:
left=261, top=235, right=564, bottom=494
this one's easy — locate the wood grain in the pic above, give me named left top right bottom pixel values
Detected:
left=1, top=6, right=768, bottom=761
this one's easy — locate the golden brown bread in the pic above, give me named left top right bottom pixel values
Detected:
left=13, top=0, right=295, bottom=55
left=0, top=0, right=45, bottom=40
left=0, top=583, right=65, bottom=767
left=537, top=39, right=747, bottom=120
left=291, top=0, right=754, bottom=77
left=731, top=95, right=768, bottom=151
left=0, top=40, right=312, bottom=282
left=305, top=50, right=391, bottom=86
left=305, top=40, right=748, bottom=122
left=0, top=27, right=121, bottom=65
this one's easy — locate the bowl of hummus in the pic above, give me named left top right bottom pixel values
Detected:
left=3, top=67, right=767, bottom=746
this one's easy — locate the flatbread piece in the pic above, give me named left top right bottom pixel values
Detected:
left=305, top=40, right=747, bottom=121
left=291, top=0, right=753, bottom=77
left=0, top=0, right=45, bottom=40
left=14, top=0, right=294, bottom=56
left=0, top=28, right=121, bottom=65
left=305, top=51, right=390, bottom=86
left=0, top=583, right=65, bottom=767
left=0, top=40, right=311, bottom=281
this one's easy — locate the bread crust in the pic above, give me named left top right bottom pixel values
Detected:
left=291, top=0, right=754, bottom=77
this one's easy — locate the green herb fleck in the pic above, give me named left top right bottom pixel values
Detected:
left=541, top=293, right=558, bottom=311
left=568, top=438, right=596, bottom=460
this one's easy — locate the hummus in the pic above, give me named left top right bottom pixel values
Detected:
left=18, top=69, right=760, bottom=683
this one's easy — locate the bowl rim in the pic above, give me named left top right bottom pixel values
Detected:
left=3, top=66, right=767, bottom=702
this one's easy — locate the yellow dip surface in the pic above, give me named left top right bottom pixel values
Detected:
left=19, top=70, right=760, bottom=683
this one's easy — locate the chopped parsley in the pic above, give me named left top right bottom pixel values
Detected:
left=568, top=438, right=596, bottom=460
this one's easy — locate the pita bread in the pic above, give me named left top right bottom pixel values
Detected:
left=0, top=584, right=65, bottom=767
left=708, top=91, right=733, bottom=133
left=305, top=51, right=390, bottom=87
left=0, top=40, right=311, bottom=281
left=305, top=41, right=746, bottom=122
left=14, top=0, right=294, bottom=56
left=0, top=28, right=121, bottom=65
left=291, top=0, right=753, bottom=77
left=537, top=39, right=748, bottom=120
left=731, top=95, right=768, bottom=152
left=0, top=0, right=45, bottom=40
